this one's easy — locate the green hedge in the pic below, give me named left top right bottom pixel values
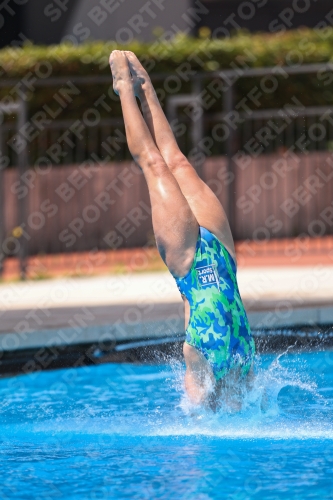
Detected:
left=1, top=28, right=333, bottom=117
left=1, top=29, right=333, bottom=76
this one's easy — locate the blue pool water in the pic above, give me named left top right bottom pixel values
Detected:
left=0, top=350, right=333, bottom=499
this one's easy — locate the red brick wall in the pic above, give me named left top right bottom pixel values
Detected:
left=3, top=151, right=333, bottom=255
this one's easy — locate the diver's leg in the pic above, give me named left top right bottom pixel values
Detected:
left=110, top=50, right=199, bottom=277
left=125, top=51, right=236, bottom=262
left=110, top=51, right=215, bottom=405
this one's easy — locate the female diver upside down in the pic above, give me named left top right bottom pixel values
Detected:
left=109, top=50, right=255, bottom=408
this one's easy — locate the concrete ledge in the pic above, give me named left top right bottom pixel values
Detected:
left=248, top=306, right=333, bottom=329
left=0, top=319, right=182, bottom=352
left=0, top=305, right=333, bottom=353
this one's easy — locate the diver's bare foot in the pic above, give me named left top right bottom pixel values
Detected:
left=124, top=51, right=150, bottom=99
left=109, top=50, right=132, bottom=96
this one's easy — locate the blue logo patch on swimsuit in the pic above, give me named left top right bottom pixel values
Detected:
left=196, top=265, right=219, bottom=289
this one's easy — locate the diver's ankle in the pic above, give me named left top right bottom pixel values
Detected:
left=115, top=79, right=133, bottom=96
left=141, top=79, right=154, bottom=96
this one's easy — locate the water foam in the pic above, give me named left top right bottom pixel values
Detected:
left=1, top=351, right=332, bottom=442
left=157, top=349, right=333, bottom=440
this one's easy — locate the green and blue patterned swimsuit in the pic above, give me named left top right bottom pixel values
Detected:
left=174, top=226, right=255, bottom=381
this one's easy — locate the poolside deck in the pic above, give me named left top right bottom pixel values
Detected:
left=0, top=263, right=332, bottom=352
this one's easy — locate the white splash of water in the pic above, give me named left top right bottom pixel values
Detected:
left=151, top=350, right=333, bottom=440
left=3, top=350, right=332, bottom=442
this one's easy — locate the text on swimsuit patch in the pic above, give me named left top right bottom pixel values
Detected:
left=195, top=264, right=220, bottom=290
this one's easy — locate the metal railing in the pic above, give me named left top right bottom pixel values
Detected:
left=0, top=100, right=28, bottom=278
left=1, top=63, right=333, bottom=277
